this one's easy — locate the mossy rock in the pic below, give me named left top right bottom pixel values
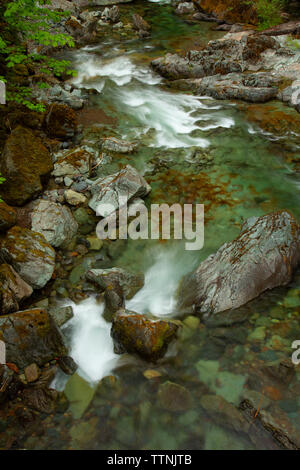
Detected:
left=0, top=126, right=53, bottom=206
left=44, top=103, right=78, bottom=140
left=0, top=308, right=67, bottom=369
left=0, top=202, right=16, bottom=232
left=111, top=308, right=179, bottom=362
left=1, top=225, right=56, bottom=289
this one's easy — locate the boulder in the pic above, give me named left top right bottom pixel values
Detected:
left=31, top=200, right=78, bottom=248
left=1, top=226, right=56, bottom=289
left=0, top=264, right=33, bottom=315
left=101, top=6, right=120, bottom=23
left=111, top=308, right=179, bottom=361
left=0, top=126, right=53, bottom=206
left=48, top=305, right=74, bottom=327
left=152, top=35, right=278, bottom=81
left=198, top=74, right=278, bottom=103
left=176, top=2, right=195, bottom=15
left=52, top=147, right=92, bottom=178
left=132, top=13, right=151, bottom=32
left=178, top=211, right=300, bottom=317
left=101, top=137, right=138, bottom=153
left=43, top=103, right=78, bottom=139
left=260, top=21, right=300, bottom=37
left=0, top=202, right=16, bottom=232
left=89, top=164, right=151, bottom=215
left=86, top=267, right=144, bottom=315
left=0, top=309, right=67, bottom=369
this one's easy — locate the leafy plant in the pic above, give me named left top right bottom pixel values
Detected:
left=0, top=0, right=76, bottom=111
left=0, top=173, right=6, bottom=203
left=244, top=0, right=286, bottom=30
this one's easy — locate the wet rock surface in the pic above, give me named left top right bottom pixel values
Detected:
left=1, top=226, right=56, bottom=289
left=0, top=309, right=67, bottom=369
left=178, top=211, right=300, bottom=316
left=111, top=309, right=179, bottom=361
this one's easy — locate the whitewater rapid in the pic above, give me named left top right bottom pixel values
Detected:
left=65, top=42, right=234, bottom=384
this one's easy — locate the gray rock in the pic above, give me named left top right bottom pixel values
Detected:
left=1, top=226, right=56, bottom=289
left=176, top=2, right=195, bottom=14
left=101, top=137, right=138, bottom=153
left=178, top=211, right=300, bottom=317
left=31, top=200, right=78, bottom=248
left=86, top=267, right=144, bottom=316
left=132, top=13, right=151, bottom=32
left=48, top=305, right=74, bottom=327
left=91, top=0, right=132, bottom=5
left=64, top=189, right=87, bottom=206
left=198, top=74, right=278, bottom=103
left=101, top=5, right=120, bottom=23
left=89, top=164, right=151, bottom=215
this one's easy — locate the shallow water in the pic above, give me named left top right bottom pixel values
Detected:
left=28, top=0, right=300, bottom=450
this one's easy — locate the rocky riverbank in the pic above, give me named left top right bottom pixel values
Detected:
left=0, top=0, right=300, bottom=451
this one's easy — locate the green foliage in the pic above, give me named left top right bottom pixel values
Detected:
left=244, top=0, right=286, bottom=30
left=0, top=174, right=5, bottom=203
left=256, top=0, right=285, bottom=30
left=0, top=0, right=75, bottom=111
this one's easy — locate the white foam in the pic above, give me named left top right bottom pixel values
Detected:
left=65, top=297, right=120, bottom=384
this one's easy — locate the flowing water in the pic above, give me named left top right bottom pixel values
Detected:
left=32, top=1, right=300, bottom=450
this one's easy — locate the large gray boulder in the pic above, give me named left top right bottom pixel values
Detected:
left=89, top=164, right=151, bottom=215
left=178, top=211, right=300, bottom=317
left=1, top=226, right=56, bottom=289
left=31, top=200, right=78, bottom=248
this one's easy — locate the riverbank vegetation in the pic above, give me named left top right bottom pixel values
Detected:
left=0, top=0, right=74, bottom=111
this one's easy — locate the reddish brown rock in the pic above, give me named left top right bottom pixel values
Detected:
left=0, top=126, right=53, bottom=206
left=111, top=309, right=179, bottom=362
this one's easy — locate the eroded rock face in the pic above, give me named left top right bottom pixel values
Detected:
left=1, top=226, right=56, bottom=289
left=89, top=164, right=151, bottom=215
left=0, top=126, right=53, bottom=206
left=0, top=264, right=33, bottom=315
left=111, top=309, right=179, bottom=361
left=178, top=211, right=300, bottom=317
left=31, top=200, right=78, bottom=247
left=0, top=309, right=67, bottom=369
left=0, top=202, right=16, bottom=232
left=86, top=267, right=144, bottom=316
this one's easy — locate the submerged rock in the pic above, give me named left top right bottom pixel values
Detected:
left=31, top=200, right=78, bottom=248
left=89, top=164, right=151, bottom=215
left=111, top=309, right=179, bottom=361
left=101, top=137, right=138, bottom=153
left=157, top=381, right=193, bottom=411
left=178, top=211, right=300, bottom=317
left=86, top=267, right=144, bottom=315
left=1, top=226, right=56, bottom=289
left=0, top=309, right=67, bottom=369
left=0, top=126, right=53, bottom=206
left=0, top=264, right=33, bottom=315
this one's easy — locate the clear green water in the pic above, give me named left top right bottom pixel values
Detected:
left=24, top=1, right=300, bottom=450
